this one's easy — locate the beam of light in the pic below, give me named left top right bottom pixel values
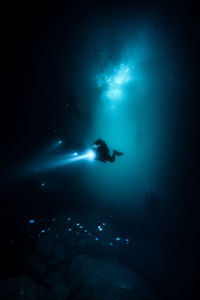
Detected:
left=31, top=149, right=96, bottom=174
left=45, top=139, right=63, bottom=153
left=108, top=64, right=131, bottom=86
left=106, top=64, right=131, bottom=99
left=84, top=149, right=96, bottom=160
left=106, top=88, right=122, bottom=99
left=51, top=139, right=63, bottom=148
left=97, top=63, right=132, bottom=100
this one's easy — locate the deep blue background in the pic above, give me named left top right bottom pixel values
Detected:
left=0, top=1, right=199, bottom=298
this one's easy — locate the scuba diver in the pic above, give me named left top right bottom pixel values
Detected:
left=92, top=138, right=124, bottom=163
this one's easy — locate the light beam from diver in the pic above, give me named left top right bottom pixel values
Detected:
left=45, top=139, right=63, bottom=153
left=32, top=149, right=96, bottom=174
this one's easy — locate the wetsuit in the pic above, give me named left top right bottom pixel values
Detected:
left=92, top=139, right=123, bottom=163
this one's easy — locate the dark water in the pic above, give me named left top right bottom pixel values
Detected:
left=0, top=2, right=199, bottom=299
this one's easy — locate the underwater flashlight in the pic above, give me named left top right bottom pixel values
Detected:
left=86, top=150, right=96, bottom=160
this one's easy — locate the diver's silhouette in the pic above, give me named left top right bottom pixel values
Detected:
left=92, top=139, right=123, bottom=163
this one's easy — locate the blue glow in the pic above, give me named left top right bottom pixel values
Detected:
left=106, top=88, right=122, bottom=99
left=31, top=149, right=96, bottom=174
left=46, top=139, right=63, bottom=152
left=98, top=226, right=103, bottom=231
left=52, top=218, right=56, bottom=222
left=24, top=215, right=131, bottom=254
left=29, top=219, right=35, bottom=224
left=97, top=63, right=131, bottom=100
left=85, top=149, right=96, bottom=161
left=112, top=64, right=130, bottom=85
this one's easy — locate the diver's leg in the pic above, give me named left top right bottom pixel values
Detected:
left=104, top=150, right=123, bottom=162
left=105, top=154, right=115, bottom=162
left=113, top=150, right=124, bottom=156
